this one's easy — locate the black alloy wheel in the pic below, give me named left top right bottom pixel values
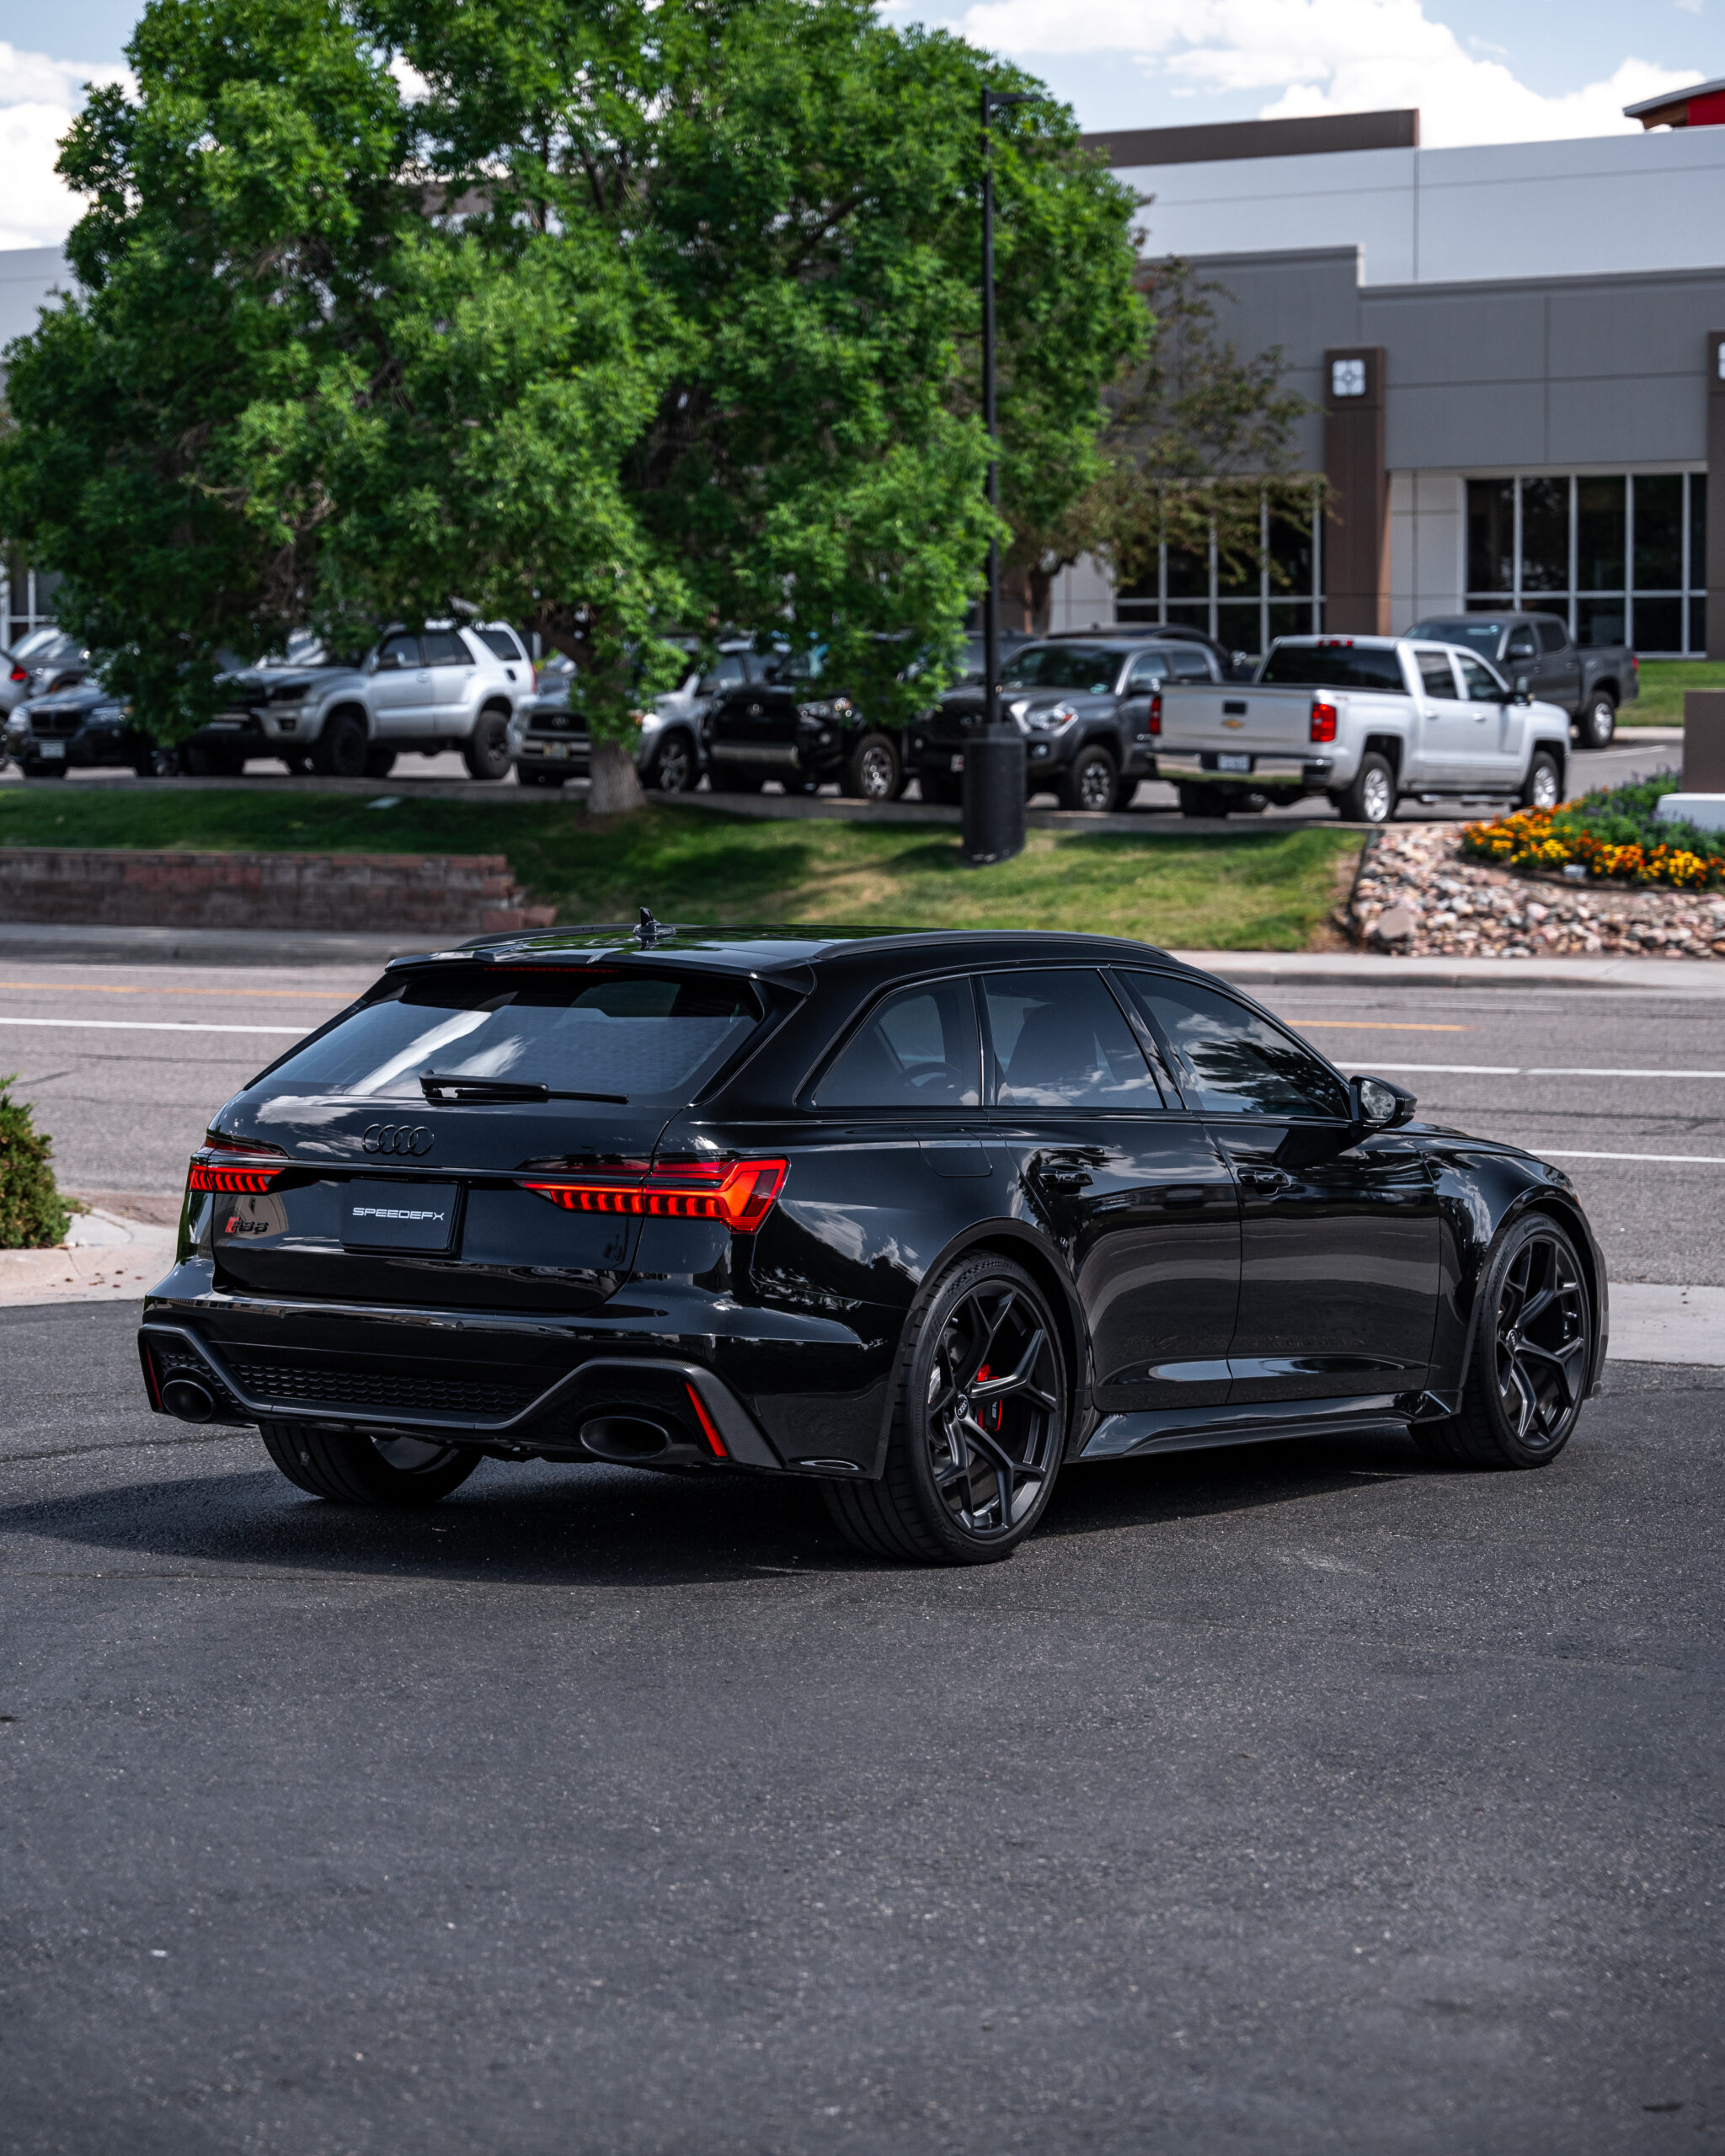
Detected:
left=363, top=746, right=398, bottom=779
left=132, top=741, right=183, bottom=778
left=649, top=732, right=697, bottom=793
left=463, top=707, right=513, bottom=782
left=1520, top=750, right=1562, bottom=813
left=841, top=734, right=900, bottom=801
left=259, top=1422, right=481, bottom=1506
left=1413, top=1214, right=1591, bottom=1469
left=823, top=1255, right=1066, bottom=1564
left=1057, top=744, right=1121, bottom=814
left=1576, top=691, right=1616, bottom=750
left=314, top=710, right=368, bottom=778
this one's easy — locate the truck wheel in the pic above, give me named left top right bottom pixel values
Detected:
left=648, top=731, right=697, bottom=793
left=841, top=734, right=900, bottom=801
left=1338, top=753, right=1396, bottom=825
left=313, top=711, right=368, bottom=778
left=1520, top=750, right=1562, bottom=812
left=919, top=771, right=962, bottom=806
left=462, top=708, right=512, bottom=782
left=1057, top=745, right=1122, bottom=813
left=1575, top=691, right=1616, bottom=750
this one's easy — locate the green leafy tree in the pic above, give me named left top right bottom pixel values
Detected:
left=1, top=0, right=1144, bottom=810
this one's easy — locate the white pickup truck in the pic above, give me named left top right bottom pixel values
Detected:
left=1150, top=633, right=1573, bottom=825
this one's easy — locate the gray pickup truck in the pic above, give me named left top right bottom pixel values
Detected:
left=1153, top=633, right=1573, bottom=823
left=1404, top=611, right=1637, bottom=749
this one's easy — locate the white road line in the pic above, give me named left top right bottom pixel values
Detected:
left=1365, top=1062, right=1725, bottom=1079
left=0, top=1017, right=304, bottom=1036
left=1365, top=1062, right=1521, bottom=1075
left=1532, top=1150, right=1725, bottom=1166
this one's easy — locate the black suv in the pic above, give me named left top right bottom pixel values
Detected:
left=704, top=648, right=904, bottom=800
left=907, top=637, right=1223, bottom=812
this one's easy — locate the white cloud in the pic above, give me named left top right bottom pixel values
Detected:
left=958, top=0, right=1704, bottom=148
left=0, top=43, right=132, bottom=252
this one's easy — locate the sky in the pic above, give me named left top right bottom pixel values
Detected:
left=0, top=0, right=1712, bottom=248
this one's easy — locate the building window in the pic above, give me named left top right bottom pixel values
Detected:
left=1115, top=489, right=1323, bottom=654
left=1464, top=473, right=1706, bottom=654
left=1, top=549, right=61, bottom=651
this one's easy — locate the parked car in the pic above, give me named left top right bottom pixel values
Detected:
left=1, top=627, right=90, bottom=719
left=907, top=636, right=1226, bottom=811
left=513, top=643, right=715, bottom=793
left=1048, top=620, right=1253, bottom=680
left=702, top=645, right=907, bottom=800
left=1151, top=633, right=1572, bottom=822
left=138, top=924, right=1605, bottom=1566
left=3, top=680, right=134, bottom=776
left=1404, top=611, right=1637, bottom=749
left=206, top=623, right=532, bottom=778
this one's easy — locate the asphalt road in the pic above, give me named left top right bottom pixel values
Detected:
left=2, top=961, right=1720, bottom=1285
left=1, top=1302, right=1719, bottom=2153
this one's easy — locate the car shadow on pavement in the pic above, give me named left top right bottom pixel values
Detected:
left=0, top=1428, right=1429, bottom=1588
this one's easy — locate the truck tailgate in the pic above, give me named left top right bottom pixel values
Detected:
left=1158, top=684, right=1316, bottom=754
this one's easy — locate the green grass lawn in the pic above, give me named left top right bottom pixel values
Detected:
left=1624, top=659, right=1725, bottom=725
left=0, top=788, right=1362, bottom=951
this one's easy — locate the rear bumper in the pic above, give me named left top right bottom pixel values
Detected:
left=1153, top=750, right=1341, bottom=787
left=138, top=1267, right=895, bottom=1479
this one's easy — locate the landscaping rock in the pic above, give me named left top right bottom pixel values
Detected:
left=1348, top=824, right=1725, bottom=960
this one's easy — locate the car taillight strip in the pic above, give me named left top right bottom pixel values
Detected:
left=1310, top=698, right=1338, bottom=744
left=520, top=1158, right=788, bottom=1233
left=188, top=1161, right=286, bottom=1194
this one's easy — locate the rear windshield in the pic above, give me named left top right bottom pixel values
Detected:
left=1407, top=618, right=1506, bottom=657
left=1001, top=646, right=1119, bottom=693
left=1259, top=643, right=1407, bottom=693
left=262, top=967, right=762, bottom=1104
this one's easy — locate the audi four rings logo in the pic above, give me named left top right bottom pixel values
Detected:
left=362, top=1123, right=435, bottom=1157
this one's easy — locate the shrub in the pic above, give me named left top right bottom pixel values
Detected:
left=1461, top=771, right=1725, bottom=888
left=0, top=1075, right=72, bottom=1248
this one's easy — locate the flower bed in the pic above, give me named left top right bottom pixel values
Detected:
left=1460, top=774, right=1723, bottom=889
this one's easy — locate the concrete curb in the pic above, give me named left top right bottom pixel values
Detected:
left=0, top=922, right=443, bottom=965
left=1606, top=1283, right=1725, bottom=1366
left=0, top=1209, right=177, bottom=1307
left=1178, top=949, right=1725, bottom=993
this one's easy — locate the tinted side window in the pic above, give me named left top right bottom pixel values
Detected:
left=812, top=979, right=980, bottom=1109
left=1457, top=654, right=1502, bottom=700
left=1168, top=648, right=1213, bottom=680
left=1506, top=627, right=1539, bottom=660
left=377, top=632, right=420, bottom=670
left=1535, top=619, right=1568, bottom=654
left=983, top=970, right=1162, bottom=1109
left=701, top=654, right=747, bottom=692
left=1124, top=652, right=1168, bottom=691
left=1416, top=651, right=1458, bottom=699
left=420, top=630, right=470, bottom=667
left=1119, top=974, right=1350, bottom=1119
left=478, top=627, right=524, bottom=663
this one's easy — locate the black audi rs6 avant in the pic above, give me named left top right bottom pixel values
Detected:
left=138, top=922, right=1606, bottom=1564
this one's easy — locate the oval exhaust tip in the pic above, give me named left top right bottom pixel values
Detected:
left=579, top=1415, right=671, bottom=1464
left=162, top=1377, right=216, bottom=1424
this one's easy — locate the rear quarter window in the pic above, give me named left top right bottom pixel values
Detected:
left=477, top=628, right=525, bottom=663
left=261, top=968, right=763, bottom=1105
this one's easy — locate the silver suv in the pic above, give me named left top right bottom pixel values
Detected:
left=2, top=627, right=89, bottom=719
left=208, top=623, right=531, bottom=779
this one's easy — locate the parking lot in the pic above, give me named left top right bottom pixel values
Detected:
left=1, top=958, right=1721, bottom=2151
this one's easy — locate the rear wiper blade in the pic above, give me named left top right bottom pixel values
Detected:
left=419, top=1072, right=628, bottom=1105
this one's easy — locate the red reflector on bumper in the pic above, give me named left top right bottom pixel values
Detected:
left=684, top=1382, right=728, bottom=1459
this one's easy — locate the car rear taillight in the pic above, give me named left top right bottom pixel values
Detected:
left=8, top=667, right=25, bottom=684
left=521, top=1156, right=788, bottom=1232
left=1310, top=699, right=1338, bottom=744
left=1147, top=692, right=1162, bottom=736
left=188, top=1133, right=289, bottom=1194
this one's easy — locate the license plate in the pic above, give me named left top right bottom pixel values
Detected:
left=545, top=741, right=570, bottom=760
left=340, top=1180, right=460, bottom=1254
left=37, top=740, right=66, bottom=759
left=950, top=754, right=965, bottom=773
left=1217, top=752, right=1252, bottom=773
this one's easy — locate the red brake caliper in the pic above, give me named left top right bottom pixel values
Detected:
left=975, top=1365, right=1001, bottom=1432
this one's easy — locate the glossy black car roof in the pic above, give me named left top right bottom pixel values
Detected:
left=393, top=924, right=1195, bottom=983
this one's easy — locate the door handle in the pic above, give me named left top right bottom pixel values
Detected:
left=1161, top=1187, right=1206, bottom=1207
left=1039, top=1166, right=1092, bottom=1192
left=1243, top=1168, right=1292, bottom=1193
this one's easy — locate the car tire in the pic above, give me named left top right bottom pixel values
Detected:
left=1337, top=752, right=1397, bottom=825
left=518, top=766, right=567, bottom=787
left=462, top=707, right=513, bottom=782
left=131, top=741, right=183, bottom=778
left=919, top=770, right=962, bottom=806
left=1520, top=750, right=1562, bottom=812
left=1575, top=691, right=1616, bottom=750
left=647, top=731, right=697, bottom=794
left=1056, top=744, right=1122, bottom=814
left=841, top=733, right=900, bottom=802
left=313, top=711, right=368, bottom=778
left=821, top=1254, right=1067, bottom=1566
left=259, top=1423, right=481, bottom=1507
left=363, top=746, right=397, bottom=779
left=1410, top=1214, right=1592, bottom=1470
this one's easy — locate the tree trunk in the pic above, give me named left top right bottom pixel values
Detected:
left=588, top=734, right=645, bottom=815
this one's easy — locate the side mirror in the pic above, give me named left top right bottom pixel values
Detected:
left=1513, top=673, right=1532, bottom=703
left=1352, top=1074, right=1417, bottom=1132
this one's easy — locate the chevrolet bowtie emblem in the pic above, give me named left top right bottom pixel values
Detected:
left=1221, top=717, right=1245, bottom=729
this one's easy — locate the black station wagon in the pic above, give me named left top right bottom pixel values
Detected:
left=139, top=924, right=1606, bottom=1564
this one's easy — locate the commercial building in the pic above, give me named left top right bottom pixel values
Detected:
left=1048, top=99, right=1725, bottom=656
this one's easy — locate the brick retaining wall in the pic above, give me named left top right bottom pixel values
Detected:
left=0, top=849, right=557, bottom=934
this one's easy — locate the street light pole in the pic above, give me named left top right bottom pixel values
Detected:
left=962, top=85, right=1033, bottom=868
